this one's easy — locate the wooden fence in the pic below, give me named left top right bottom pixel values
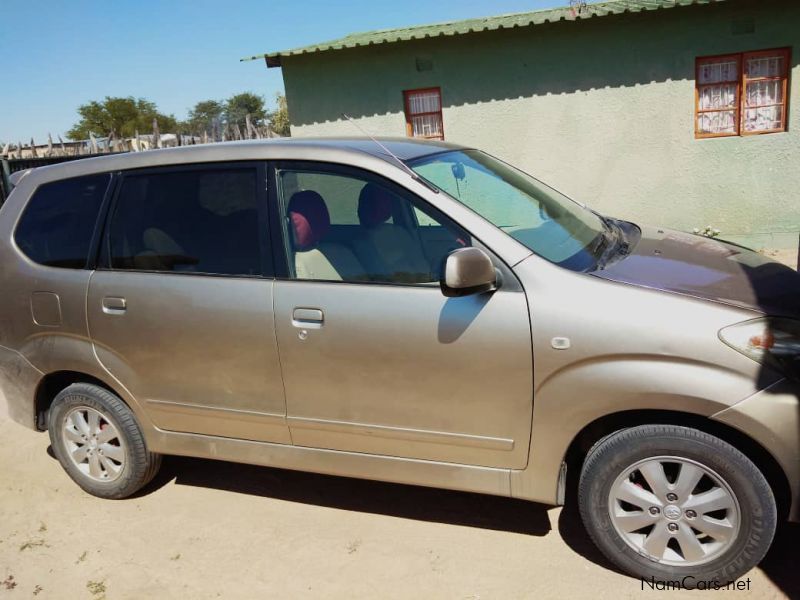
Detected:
left=0, top=115, right=282, bottom=203
left=1, top=115, right=280, bottom=160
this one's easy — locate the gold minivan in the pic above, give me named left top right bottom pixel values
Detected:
left=1, top=138, right=798, bottom=586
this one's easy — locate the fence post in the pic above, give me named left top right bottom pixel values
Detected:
left=0, top=159, right=11, bottom=206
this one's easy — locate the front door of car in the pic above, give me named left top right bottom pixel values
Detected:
left=270, top=162, right=533, bottom=469
left=87, top=163, right=290, bottom=444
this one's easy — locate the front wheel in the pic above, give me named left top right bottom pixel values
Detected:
left=578, top=424, right=776, bottom=588
left=49, top=383, right=162, bottom=499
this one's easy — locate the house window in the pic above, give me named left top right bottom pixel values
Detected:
left=696, top=48, right=791, bottom=138
left=404, top=88, right=444, bottom=140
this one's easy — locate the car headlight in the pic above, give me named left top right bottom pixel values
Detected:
left=719, top=318, right=800, bottom=380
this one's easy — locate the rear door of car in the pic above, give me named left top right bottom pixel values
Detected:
left=87, top=162, right=290, bottom=444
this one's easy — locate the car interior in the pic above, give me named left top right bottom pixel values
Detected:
left=109, top=170, right=262, bottom=276
left=283, top=175, right=466, bottom=284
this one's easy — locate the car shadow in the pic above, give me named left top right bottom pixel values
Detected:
left=142, top=455, right=552, bottom=537
left=45, top=446, right=799, bottom=588
left=758, top=521, right=800, bottom=598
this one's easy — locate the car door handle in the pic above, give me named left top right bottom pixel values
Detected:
left=102, top=297, right=127, bottom=315
left=292, top=307, right=324, bottom=329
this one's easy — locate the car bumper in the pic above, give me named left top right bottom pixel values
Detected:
left=0, top=345, right=42, bottom=429
left=713, top=379, right=800, bottom=522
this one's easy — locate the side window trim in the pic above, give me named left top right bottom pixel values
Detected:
left=97, top=161, right=274, bottom=278
left=266, top=161, right=291, bottom=279
left=88, top=171, right=120, bottom=270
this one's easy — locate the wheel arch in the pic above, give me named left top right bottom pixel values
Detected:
left=563, top=409, right=792, bottom=521
left=34, top=370, right=124, bottom=432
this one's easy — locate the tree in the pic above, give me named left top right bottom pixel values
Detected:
left=268, top=93, right=291, bottom=137
left=224, top=92, right=267, bottom=131
left=67, top=96, right=177, bottom=140
left=184, top=100, right=225, bottom=136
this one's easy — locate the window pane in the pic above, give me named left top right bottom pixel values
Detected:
left=411, top=114, right=443, bottom=138
left=15, top=174, right=109, bottom=269
left=744, top=105, right=784, bottom=132
left=407, top=91, right=441, bottom=115
left=280, top=171, right=373, bottom=225
left=697, top=110, right=737, bottom=135
left=746, top=55, right=785, bottom=78
left=698, top=59, right=738, bottom=84
left=413, top=206, right=439, bottom=227
left=279, top=170, right=467, bottom=284
left=698, top=84, right=737, bottom=110
left=411, top=150, right=604, bottom=270
left=109, top=168, right=261, bottom=276
left=745, top=79, right=783, bottom=107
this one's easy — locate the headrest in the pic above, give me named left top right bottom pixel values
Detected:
left=289, top=190, right=330, bottom=250
left=358, top=183, right=394, bottom=228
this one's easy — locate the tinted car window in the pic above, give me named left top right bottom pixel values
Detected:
left=108, top=167, right=261, bottom=276
left=15, top=174, right=110, bottom=269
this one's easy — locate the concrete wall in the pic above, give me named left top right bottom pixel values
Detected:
left=279, top=0, right=800, bottom=250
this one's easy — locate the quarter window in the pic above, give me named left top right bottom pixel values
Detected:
left=695, top=48, right=790, bottom=138
left=403, top=88, right=445, bottom=140
left=107, top=167, right=262, bottom=276
left=15, top=174, right=110, bottom=269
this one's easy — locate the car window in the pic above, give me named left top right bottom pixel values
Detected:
left=276, top=167, right=469, bottom=284
left=107, top=167, right=262, bottom=276
left=279, top=171, right=392, bottom=226
left=410, top=150, right=607, bottom=271
left=15, top=173, right=110, bottom=269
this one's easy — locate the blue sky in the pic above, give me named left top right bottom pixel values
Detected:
left=0, top=0, right=576, bottom=143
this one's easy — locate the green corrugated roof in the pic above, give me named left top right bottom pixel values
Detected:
left=242, top=0, right=727, bottom=67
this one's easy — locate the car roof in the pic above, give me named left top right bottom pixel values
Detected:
left=22, top=137, right=470, bottom=185
left=274, top=137, right=468, bottom=160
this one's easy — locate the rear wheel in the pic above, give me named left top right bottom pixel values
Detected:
left=49, top=383, right=161, bottom=499
left=578, top=424, right=776, bottom=587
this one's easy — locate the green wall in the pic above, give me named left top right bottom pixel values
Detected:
left=281, top=0, right=800, bottom=250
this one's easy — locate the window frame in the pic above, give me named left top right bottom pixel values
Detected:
left=403, top=87, right=445, bottom=141
left=268, top=160, right=479, bottom=287
left=741, top=47, right=791, bottom=137
left=96, top=161, right=274, bottom=279
left=695, top=47, right=791, bottom=139
left=695, top=52, right=742, bottom=139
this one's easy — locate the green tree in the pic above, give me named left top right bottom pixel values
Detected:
left=268, top=93, right=291, bottom=137
left=66, top=96, right=177, bottom=140
left=184, top=99, right=225, bottom=136
left=224, top=92, right=267, bottom=131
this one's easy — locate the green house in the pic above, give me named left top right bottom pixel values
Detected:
left=245, top=0, right=799, bottom=251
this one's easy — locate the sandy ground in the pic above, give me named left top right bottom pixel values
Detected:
left=766, top=248, right=798, bottom=270
left=0, top=391, right=798, bottom=599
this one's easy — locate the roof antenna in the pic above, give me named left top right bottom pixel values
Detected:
left=341, top=113, right=439, bottom=193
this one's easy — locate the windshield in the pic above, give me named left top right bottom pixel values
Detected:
left=408, top=150, right=607, bottom=271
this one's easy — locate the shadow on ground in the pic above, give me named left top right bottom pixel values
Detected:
left=147, top=455, right=553, bottom=537
left=46, top=447, right=800, bottom=594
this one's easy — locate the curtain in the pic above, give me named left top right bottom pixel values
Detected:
left=743, top=55, right=785, bottom=132
left=697, top=59, right=738, bottom=135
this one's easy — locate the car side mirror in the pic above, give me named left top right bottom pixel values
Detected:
left=441, top=247, right=498, bottom=297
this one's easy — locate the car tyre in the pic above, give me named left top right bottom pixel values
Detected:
left=578, top=424, right=776, bottom=588
left=49, top=383, right=161, bottom=499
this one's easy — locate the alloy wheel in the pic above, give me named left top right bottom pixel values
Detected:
left=608, top=456, right=740, bottom=566
left=62, top=406, right=126, bottom=482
